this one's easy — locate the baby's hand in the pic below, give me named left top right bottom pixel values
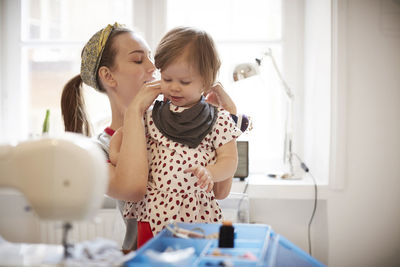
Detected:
left=184, top=166, right=214, bottom=193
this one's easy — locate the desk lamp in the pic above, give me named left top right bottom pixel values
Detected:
left=233, top=48, right=300, bottom=179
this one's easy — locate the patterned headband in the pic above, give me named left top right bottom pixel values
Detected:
left=80, top=22, right=123, bottom=90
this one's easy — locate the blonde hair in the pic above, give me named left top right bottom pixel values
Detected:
left=155, top=26, right=221, bottom=91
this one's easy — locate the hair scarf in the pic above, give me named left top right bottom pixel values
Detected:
left=81, top=22, right=123, bottom=90
left=152, top=97, right=218, bottom=148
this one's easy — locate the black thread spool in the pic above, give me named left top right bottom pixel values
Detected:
left=218, top=221, right=234, bottom=248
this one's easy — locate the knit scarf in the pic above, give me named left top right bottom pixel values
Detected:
left=152, top=97, right=218, bottom=148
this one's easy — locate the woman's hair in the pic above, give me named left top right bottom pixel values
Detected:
left=61, top=27, right=131, bottom=136
left=155, top=26, right=221, bottom=91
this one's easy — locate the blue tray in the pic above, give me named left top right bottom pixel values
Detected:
left=125, top=222, right=324, bottom=267
left=265, top=233, right=325, bottom=267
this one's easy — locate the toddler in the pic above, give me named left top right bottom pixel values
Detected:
left=111, top=26, right=242, bottom=247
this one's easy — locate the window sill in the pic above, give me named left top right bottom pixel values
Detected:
left=231, top=174, right=331, bottom=200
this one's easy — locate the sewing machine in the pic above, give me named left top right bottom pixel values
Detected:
left=0, top=133, right=109, bottom=257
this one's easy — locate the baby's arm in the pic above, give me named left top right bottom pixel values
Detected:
left=109, top=128, right=123, bottom=166
left=211, top=139, right=238, bottom=199
left=213, top=178, right=232, bottom=200
left=206, top=139, right=238, bottom=182
left=184, top=139, right=238, bottom=193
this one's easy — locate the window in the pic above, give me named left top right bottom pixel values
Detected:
left=164, top=0, right=300, bottom=175
left=1, top=0, right=331, bottom=184
left=1, top=0, right=133, bottom=141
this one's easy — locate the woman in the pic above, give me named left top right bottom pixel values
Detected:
left=61, top=23, right=239, bottom=251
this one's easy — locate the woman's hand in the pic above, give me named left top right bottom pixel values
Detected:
left=204, top=82, right=237, bottom=115
left=127, top=80, right=161, bottom=116
left=109, top=127, right=123, bottom=166
left=184, top=166, right=214, bottom=193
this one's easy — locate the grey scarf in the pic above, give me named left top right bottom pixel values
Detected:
left=152, top=97, right=218, bottom=148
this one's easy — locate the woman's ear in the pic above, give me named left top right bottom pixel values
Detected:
left=98, top=66, right=117, bottom=88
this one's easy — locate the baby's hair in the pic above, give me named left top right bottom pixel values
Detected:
left=155, top=26, right=221, bottom=91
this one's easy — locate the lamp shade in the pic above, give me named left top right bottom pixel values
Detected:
left=233, top=63, right=260, bottom=82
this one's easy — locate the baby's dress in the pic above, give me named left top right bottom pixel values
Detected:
left=123, top=103, right=242, bottom=236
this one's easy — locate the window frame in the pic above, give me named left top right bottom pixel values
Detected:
left=0, top=0, right=343, bottom=189
left=1, top=0, right=27, bottom=142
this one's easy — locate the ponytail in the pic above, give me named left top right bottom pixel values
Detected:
left=61, top=75, right=92, bottom=137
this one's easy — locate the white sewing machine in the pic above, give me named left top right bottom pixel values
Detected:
left=0, top=133, right=108, bottom=222
left=0, top=133, right=109, bottom=258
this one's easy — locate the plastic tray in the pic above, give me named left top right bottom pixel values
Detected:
left=265, top=233, right=325, bottom=267
left=125, top=222, right=325, bottom=267
left=125, top=222, right=271, bottom=267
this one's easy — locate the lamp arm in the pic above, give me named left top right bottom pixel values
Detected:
left=264, top=49, right=294, bottom=100
left=263, top=48, right=296, bottom=177
left=284, top=97, right=294, bottom=172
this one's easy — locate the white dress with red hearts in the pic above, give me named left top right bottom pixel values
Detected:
left=123, top=104, right=242, bottom=236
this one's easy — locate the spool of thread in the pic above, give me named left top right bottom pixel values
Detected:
left=218, top=221, right=234, bottom=248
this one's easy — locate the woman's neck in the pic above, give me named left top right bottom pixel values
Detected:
left=108, top=103, right=126, bottom=131
left=107, top=92, right=126, bottom=131
left=109, top=111, right=124, bottom=131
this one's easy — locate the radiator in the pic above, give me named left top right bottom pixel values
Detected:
left=1, top=191, right=248, bottom=245
left=38, top=209, right=125, bottom=246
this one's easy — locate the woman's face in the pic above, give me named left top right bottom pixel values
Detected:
left=110, top=32, right=156, bottom=108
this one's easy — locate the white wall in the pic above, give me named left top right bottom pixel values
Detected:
left=303, top=0, right=331, bottom=184
left=328, top=0, right=400, bottom=266
left=250, top=0, right=400, bottom=266
left=250, top=198, right=329, bottom=263
left=0, top=0, right=3, bottom=137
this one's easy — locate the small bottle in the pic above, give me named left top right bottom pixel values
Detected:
left=218, top=221, right=235, bottom=248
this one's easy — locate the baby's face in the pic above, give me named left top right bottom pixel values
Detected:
left=160, top=58, right=204, bottom=108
